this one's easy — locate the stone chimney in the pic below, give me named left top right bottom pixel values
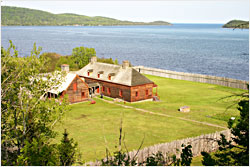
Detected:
left=91, top=56, right=97, bottom=64
left=61, top=64, right=69, bottom=72
left=122, top=60, right=130, bottom=69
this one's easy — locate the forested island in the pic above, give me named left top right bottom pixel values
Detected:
left=223, top=20, right=249, bottom=29
left=1, top=6, right=172, bottom=26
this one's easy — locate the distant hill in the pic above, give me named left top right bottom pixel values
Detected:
left=223, top=20, right=249, bottom=29
left=1, top=6, right=172, bottom=26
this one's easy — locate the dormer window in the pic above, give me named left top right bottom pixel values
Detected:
left=87, top=69, right=93, bottom=76
left=108, top=73, right=115, bottom=80
left=97, top=71, right=104, bottom=79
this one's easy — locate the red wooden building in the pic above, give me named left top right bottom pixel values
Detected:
left=77, top=57, right=158, bottom=102
left=48, top=73, right=89, bottom=103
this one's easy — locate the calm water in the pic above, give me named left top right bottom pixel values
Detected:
left=1, top=24, right=249, bottom=81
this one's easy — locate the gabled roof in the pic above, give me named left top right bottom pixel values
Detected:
left=49, top=73, right=83, bottom=94
left=77, top=62, right=154, bottom=86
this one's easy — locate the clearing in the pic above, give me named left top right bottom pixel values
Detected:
left=54, top=74, right=245, bottom=163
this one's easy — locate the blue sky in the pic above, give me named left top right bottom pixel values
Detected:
left=2, top=0, right=249, bottom=23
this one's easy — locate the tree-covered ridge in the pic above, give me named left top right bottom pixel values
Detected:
left=1, top=6, right=172, bottom=26
left=223, top=20, right=249, bottom=29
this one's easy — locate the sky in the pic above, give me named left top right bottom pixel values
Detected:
left=1, top=0, right=249, bottom=23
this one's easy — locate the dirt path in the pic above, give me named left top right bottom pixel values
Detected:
left=100, top=98, right=227, bottom=130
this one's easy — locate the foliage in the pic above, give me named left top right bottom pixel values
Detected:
left=101, top=149, right=137, bottom=166
left=16, top=138, right=58, bottom=166
left=144, top=151, right=172, bottom=166
left=97, top=57, right=119, bottom=65
left=55, top=55, right=79, bottom=71
left=223, top=20, right=249, bottom=29
left=1, top=41, right=79, bottom=165
left=72, top=46, right=96, bottom=69
left=39, top=50, right=118, bottom=73
left=2, top=6, right=172, bottom=26
left=180, top=144, right=193, bottom=166
left=201, top=151, right=216, bottom=166
left=58, top=129, right=79, bottom=166
left=202, top=89, right=249, bottom=166
left=39, top=52, right=61, bottom=72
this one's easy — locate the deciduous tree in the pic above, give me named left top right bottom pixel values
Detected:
left=72, top=46, right=96, bottom=69
left=1, top=41, right=72, bottom=165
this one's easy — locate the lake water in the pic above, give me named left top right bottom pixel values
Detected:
left=1, top=24, right=249, bottom=81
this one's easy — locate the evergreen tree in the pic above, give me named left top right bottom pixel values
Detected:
left=202, top=89, right=249, bottom=166
left=58, top=129, right=79, bottom=166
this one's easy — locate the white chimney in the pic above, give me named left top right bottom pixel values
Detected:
left=91, top=56, right=97, bottom=64
left=122, top=60, right=130, bottom=69
left=61, top=64, right=69, bottom=72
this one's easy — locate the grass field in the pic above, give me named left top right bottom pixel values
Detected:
left=53, top=74, right=245, bottom=163
left=125, top=74, right=245, bottom=127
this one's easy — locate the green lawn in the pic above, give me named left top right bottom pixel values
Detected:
left=53, top=75, right=245, bottom=163
left=191, top=155, right=203, bottom=166
left=125, top=74, right=245, bottom=127
left=54, top=98, right=222, bottom=162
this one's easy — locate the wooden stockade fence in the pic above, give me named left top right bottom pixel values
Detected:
left=86, top=129, right=232, bottom=166
left=133, top=66, right=248, bottom=90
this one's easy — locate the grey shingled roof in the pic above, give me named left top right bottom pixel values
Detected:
left=77, top=62, right=154, bottom=86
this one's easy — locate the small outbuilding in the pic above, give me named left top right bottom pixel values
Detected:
left=179, top=106, right=190, bottom=112
left=48, top=73, right=89, bottom=103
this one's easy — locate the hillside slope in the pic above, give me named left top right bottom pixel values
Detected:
left=223, top=20, right=249, bottom=29
left=1, top=6, right=172, bottom=26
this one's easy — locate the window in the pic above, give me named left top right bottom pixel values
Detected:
left=146, top=90, right=149, bottom=96
left=102, top=86, right=105, bottom=92
left=108, top=75, right=111, bottom=80
left=98, top=73, right=100, bottom=78
left=81, top=92, right=85, bottom=98
left=87, top=72, right=90, bottom=76
left=119, top=90, right=123, bottom=97
left=73, top=83, right=77, bottom=91
left=136, top=91, right=139, bottom=97
left=107, top=88, right=111, bottom=94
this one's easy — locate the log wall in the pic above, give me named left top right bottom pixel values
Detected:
left=66, top=76, right=89, bottom=103
left=86, top=129, right=232, bottom=166
left=84, top=77, right=131, bottom=102
left=83, top=77, right=155, bottom=102
left=133, top=66, right=248, bottom=90
left=130, top=83, right=154, bottom=102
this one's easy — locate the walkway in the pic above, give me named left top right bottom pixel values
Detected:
left=100, top=98, right=227, bottom=130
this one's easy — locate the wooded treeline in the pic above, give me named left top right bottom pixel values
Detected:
left=40, top=47, right=119, bottom=73
left=2, top=6, right=172, bottom=26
